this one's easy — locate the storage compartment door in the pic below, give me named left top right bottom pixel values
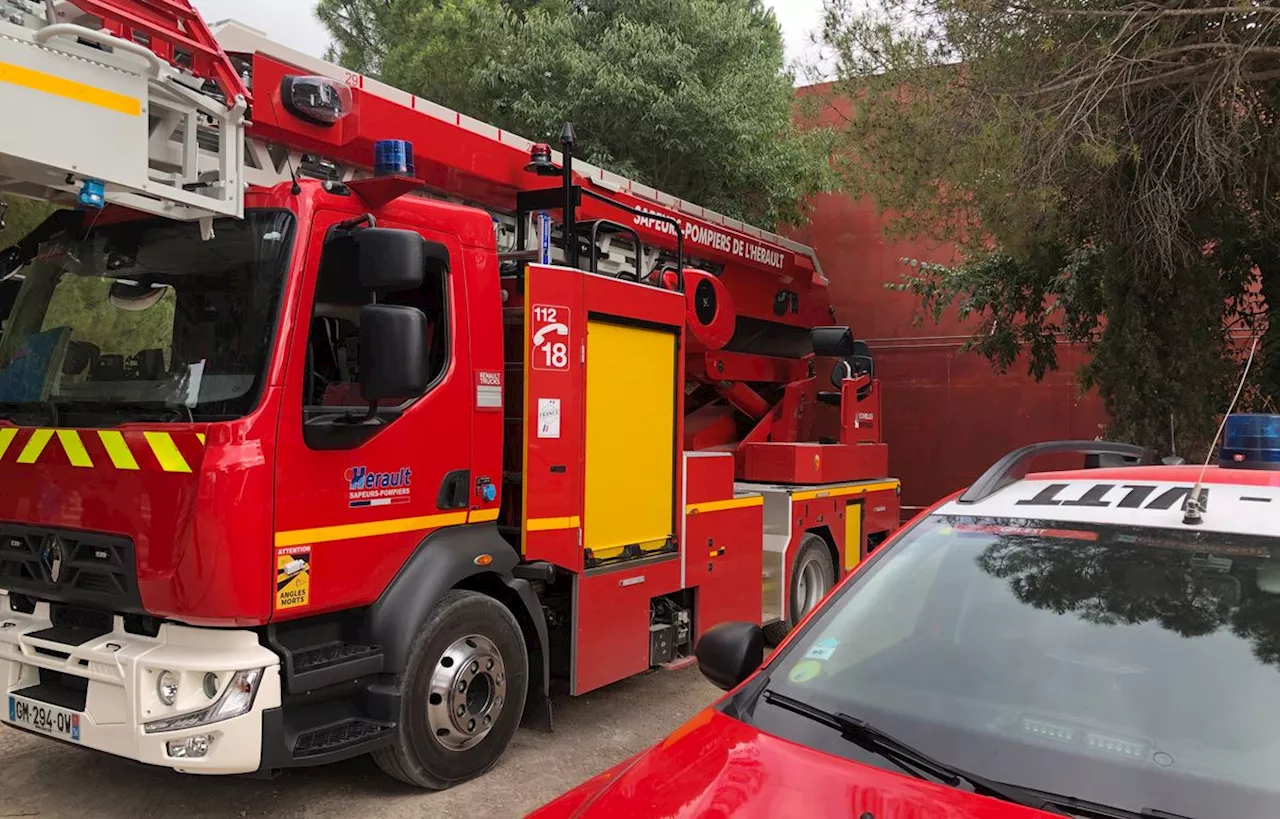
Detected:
left=583, top=320, right=677, bottom=562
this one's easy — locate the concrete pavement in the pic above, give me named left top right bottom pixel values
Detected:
left=1, top=665, right=719, bottom=819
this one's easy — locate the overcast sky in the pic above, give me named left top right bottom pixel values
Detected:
left=191, top=0, right=826, bottom=74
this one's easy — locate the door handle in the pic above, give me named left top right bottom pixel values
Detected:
left=438, top=469, right=471, bottom=510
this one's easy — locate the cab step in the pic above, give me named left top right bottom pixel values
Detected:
left=294, top=718, right=393, bottom=759
left=260, top=703, right=396, bottom=769
left=285, top=642, right=383, bottom=693
left=265, top=618, right=386, bottom=695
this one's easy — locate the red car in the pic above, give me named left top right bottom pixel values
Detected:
left=529, top=428, right=1280, bottom=819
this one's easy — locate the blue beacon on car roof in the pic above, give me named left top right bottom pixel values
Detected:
left=1219, top=414, right=1280, bottom=470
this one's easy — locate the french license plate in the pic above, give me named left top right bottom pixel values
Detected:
left=6, top=695, right=81, bottom=742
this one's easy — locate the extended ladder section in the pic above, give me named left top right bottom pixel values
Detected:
left=209, top=21, right=829, bottom=290
left=0, top=1, right=825, bottom=292
left=0, top=0, right=245, bottom=220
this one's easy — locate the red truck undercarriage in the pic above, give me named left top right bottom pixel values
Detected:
left=0, top=1, right=899, bottom=787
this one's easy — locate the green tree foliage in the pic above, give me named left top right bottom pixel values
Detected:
left=819, top=0, right=1280, bottom=455
left=0, top=195, right=54, bottom=249
left=0, top=197, right=175, bottom=374
left=41, top=277, right=175, bottom=362
left=316, top=0, right=833, bottom=228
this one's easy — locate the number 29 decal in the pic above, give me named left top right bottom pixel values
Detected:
left=531, top=304, right=571, bottom=371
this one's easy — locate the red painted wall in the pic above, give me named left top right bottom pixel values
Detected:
left=786, top=183, right=1108, bottom=512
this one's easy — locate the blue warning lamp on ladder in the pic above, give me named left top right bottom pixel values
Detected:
left=374, top=140, right=415, bottom=177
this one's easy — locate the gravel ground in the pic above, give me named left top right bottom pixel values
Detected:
left=0, top=665, right=719, bottom=819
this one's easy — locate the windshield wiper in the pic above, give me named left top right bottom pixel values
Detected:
left=117, top=402, right=194, bottom=423
left=760, top=689, right=1067, bottom=814
left=1005, top=787, right=1196, bottom=819
left=0, top=400, right=61, bottom=427
left=57, top=400, right=194, bottom=423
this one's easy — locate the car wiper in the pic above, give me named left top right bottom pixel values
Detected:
left=1004, top=786, right=1197, bottom=819
left=760, top=689, right=1067, bottom=814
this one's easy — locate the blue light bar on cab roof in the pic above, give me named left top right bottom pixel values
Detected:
left=1220, top=414, right=1280, bottom=470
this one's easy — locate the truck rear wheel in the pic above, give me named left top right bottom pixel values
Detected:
left=373, top=589, right=528, bottom=789
left=763, top=534, right=835, bottom=645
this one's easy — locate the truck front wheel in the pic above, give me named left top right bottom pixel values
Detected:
left=373, top=589, right=529, bottom=789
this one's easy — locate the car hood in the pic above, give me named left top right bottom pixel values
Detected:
left=529, top=708, right=1057, bottom=819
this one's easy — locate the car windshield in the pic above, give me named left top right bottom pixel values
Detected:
left=748, top=515, right=1280, bottom=819
left=0, top=210, right=293, bottom=423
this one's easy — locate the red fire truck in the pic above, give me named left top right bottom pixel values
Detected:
left=0, top=1, right=899, bottom=788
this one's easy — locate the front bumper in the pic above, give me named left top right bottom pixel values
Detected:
left=0, top=594, right=281, bottom=774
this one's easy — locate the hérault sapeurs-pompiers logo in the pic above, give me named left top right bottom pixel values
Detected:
left=345, top=466, right=413, bottom=508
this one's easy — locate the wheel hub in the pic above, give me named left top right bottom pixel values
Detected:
left=795, top=556, right=829, bottom=619
left=426, top=634, right=507, bottom=752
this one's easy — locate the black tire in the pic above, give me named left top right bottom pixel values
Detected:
left=373, top=589, right=529, bottom=789
left=762, top=619, right=791, bottom=647
left=763, top=534, right=835, bottom=646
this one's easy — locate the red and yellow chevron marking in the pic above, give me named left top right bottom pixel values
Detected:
left=0, top=427, right=205, bottom=473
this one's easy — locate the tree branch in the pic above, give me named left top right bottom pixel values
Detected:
left=1008, top=3, right=1280, bottom=17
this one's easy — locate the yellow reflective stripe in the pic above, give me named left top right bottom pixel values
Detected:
left=56, top=430, right=93, bottom=468
left=16, top=429, right=53, bottom=464
left=275, top=512, right=469, bottom=548
left=196, top=433, right=206, bottom=445
left=790, top=480, right=900, bottom=502
left=686, top=496, right=764, bottom=515
left=526, top=516, right=580, bottom=532
left=144, top=432, right=190, bottom=473
left=0, top=428, right=17, bottom=460
left=98, top=430, right=140, bottom=471
left=0, top=61, right=141, bottom=116
left=468, top=508, right=500, bottom=524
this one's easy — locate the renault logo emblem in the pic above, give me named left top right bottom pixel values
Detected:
left=39, top=535, right=64, bottom=584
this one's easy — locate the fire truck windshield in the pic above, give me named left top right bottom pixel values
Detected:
left=0, top=210, right=294, bottom=424
left=747, top=516, right=1280, bottom=819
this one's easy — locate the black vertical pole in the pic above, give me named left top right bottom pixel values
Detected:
left=561, top=122, right=578, bottom=268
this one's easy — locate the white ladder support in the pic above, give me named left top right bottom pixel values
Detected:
left=0, top=14, right=244, bottom=221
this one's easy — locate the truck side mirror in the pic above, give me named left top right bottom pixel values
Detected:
left=358, top=228, right=448, bottom=292
left=696, top=621, right=764, bottom=691
left=811, top=326, right=854, bottom=358
left=358, top=304, right=428, bottom=400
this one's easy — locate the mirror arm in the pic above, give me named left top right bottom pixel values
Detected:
left=338, top=212, right=376, bottom=232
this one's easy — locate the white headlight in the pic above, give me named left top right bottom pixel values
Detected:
left=157, top=670, right=179, bottom=706
left=144, top=668, right=264, bottom=734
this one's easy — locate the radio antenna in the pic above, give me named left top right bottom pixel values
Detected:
left=1184, top=334, right=1260, bottom=525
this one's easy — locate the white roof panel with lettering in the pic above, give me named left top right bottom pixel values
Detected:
left=933, top=476, right=1280, bottom=538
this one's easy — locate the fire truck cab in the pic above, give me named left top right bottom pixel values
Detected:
left=0, top=1, right=900, bottom=789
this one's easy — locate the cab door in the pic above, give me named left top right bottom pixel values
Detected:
left=271, top=210, right=472, bottom=618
